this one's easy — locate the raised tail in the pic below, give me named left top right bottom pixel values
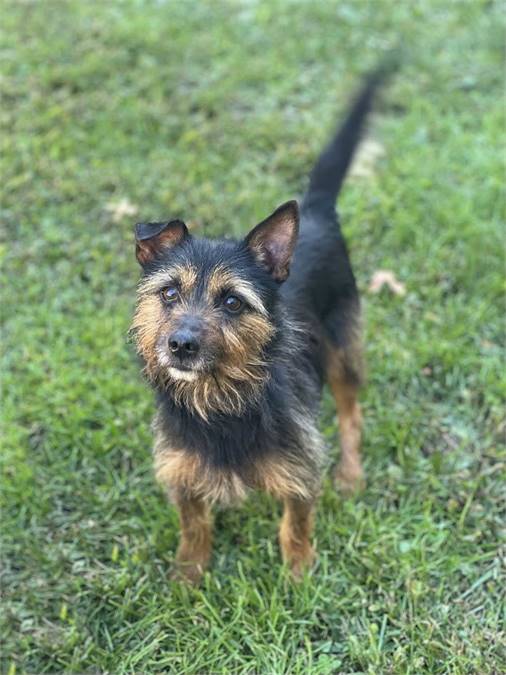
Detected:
left=303, top=65, right=393, bottom=214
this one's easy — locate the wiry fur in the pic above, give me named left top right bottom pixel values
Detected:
left=132, top=256, right=277, bottom=421
left=131, top=69, right=390, bottom=581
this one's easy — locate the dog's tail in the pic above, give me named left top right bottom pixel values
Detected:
left=302, top=64, right=393, bottom=214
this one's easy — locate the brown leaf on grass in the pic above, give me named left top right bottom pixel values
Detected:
left=368, top=269, right=406, bottom=296
left=105, top=198, right=138, bottom=223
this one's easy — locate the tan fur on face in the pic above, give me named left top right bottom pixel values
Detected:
left=132, top=262, right=277, bottom=420
left=168, top=309, right=275, bottom=421
left=207, top=266, right=268, bottom=317
left=131, top=293, right=165, bottom=379
left=131, top=296, right=197, bottom=381
left=219, top=313, right=273, bottom=380
left=139, top=264, right=198, bottom=296
left=131, top=265, right=198, bottom=381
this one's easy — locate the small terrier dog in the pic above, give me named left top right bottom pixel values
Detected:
left=132, top=73, right=386, bottom=583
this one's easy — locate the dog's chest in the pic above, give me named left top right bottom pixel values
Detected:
left=152, top=384, right=325, bottom=505
left=153, top=441, right=321, bottom=505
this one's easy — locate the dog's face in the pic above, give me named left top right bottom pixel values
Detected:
left=131, top=201, right=299, bottom=418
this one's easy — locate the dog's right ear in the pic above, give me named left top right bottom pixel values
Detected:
left=135, top=220, right=188, bottom=266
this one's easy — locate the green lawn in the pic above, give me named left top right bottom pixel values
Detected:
left=1, top=1, right=504, bottom=673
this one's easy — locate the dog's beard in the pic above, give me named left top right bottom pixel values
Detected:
left=153, top=348, right=267, bottom=421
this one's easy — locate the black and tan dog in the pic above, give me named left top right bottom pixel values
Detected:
left=132, top=73, right=386, bottom=583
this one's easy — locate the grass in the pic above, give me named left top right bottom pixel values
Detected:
left=1, top=0, right=504, bottom=673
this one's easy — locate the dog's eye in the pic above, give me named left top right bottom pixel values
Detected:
left=223, top=295, right=243, bottom=313
left=160, top=286, right=179, bottom=304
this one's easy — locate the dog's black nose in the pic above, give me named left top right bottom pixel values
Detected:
left=168, top=329, right=200, bottom=360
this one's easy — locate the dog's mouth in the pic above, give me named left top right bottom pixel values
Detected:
left=169, top=363, right=192, bottom=372
left=155, top=347, right=202, bottom=380
left=167, top=365, right=200, bottom=382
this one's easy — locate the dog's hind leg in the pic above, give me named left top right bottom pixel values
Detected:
left=324, top=317, right=365, bottom=493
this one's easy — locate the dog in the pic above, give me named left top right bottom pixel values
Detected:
left=131, top=71, right=387, bottom=583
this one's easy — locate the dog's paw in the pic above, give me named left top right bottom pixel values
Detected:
left=170, top=560, right=206, bottom=585
left=335, top=462, right=365, bottom=495
left=288, top=547, right=316, bottom=581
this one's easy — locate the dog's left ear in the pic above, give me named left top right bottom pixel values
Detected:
left=245, top=200, right=299, bottom=282
left=135, top=219, right=188, bottom=266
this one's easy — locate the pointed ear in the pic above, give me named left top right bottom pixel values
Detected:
left=135, top=220, right=188, bottom=266
left=244, top=200, right=299, bottom=282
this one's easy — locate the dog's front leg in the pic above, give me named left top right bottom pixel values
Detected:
left=279, top=497, right=315, bottom=579
left=172, top=491, right=212, bottom=585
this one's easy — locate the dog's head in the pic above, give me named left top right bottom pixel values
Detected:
left=131, top=201, right=299, bottom=419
